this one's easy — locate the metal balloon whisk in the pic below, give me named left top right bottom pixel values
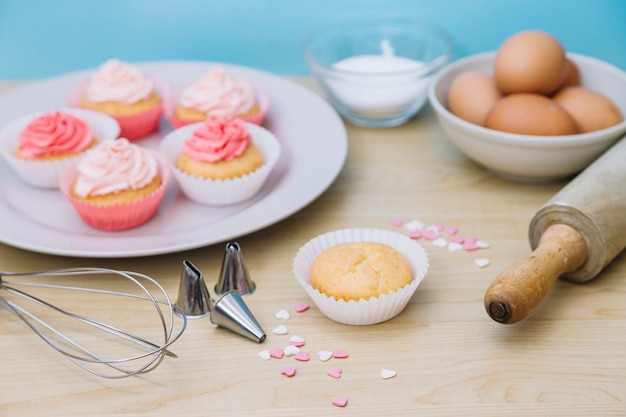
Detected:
left=0, top=267, right=186, bottom=379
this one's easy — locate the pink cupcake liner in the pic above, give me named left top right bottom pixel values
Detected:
left=293, top=228, right=430, bottom=325
left=58, top=152, right=171, bottom=231
left=160, top=122, right=281, bottom=205
left=163, top=87, right=270, bottom=129
left=67, top=76, right=170, bottom=141
left=0, top=108, right=120, bottom=189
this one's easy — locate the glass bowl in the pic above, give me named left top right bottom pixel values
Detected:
left=302, top=16, right=453, bottom=128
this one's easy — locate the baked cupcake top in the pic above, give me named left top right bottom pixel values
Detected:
left=17, top=111, right=94, bottom=159
left=73, top=138, right=158, bottom=197
left=182, top=117, right=252, bottom=163
left=84, top=58, right=154, bottom=105
left=178, top=66, right=255, bottom=118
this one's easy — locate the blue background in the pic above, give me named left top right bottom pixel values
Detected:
left=0, top=0, right=624, bottom=80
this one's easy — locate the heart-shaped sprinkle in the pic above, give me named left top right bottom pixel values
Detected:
left=381, top=368, right=397, bottom=379
left=275, top=309, right=290, bottom=320
left=432, top=237, right=448, bottom=248
left=450, top=236, right=465, bottom=243
left=443, top=226, right=458, bottom=235
left=294, top=351, right=310, bottom=361
left=258, top=350, right=271, bottom=360
left=269, top=348, right=284, bottom=359
left=476, top=240, right=491, bottom=249
left=448, top=242, right=463, bottom=252
left=272, top=325, right=288, bottom=335
left=408, top=230, right=422, bottom=239
left=333, top=349, right=349, bottom=359
left=464, top=243, right=479, bottom=251
left=281, top=366, right=296, bottom=377
left=283, top=345, right=300, bottom=356
left=332, top=395, right=348, bottom=407
left=464, top=236, right=477, bottom=245
left=294, top=302, right=309, bottom=313
left=422, top=229, right=438, bottom=240
left=475, top=258, right=491, bottom=268
left=405, top=219, right=424, bottom=231
left=289, top=335, right=305, bottom=347
left=317, top=350, right=333, bottom=362
left=327, top=368, right=342, bottom=379
left=390, top=218, right=403, bottom=227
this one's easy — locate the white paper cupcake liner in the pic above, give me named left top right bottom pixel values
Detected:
left=0, top=108, right=120, bottom=188
left=293, top=228, right=430, bottom=325
left=159, top=122, right=281, bottom=205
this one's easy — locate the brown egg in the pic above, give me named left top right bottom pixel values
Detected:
left=494, top=30, right=568, bottom=95
left=561, top=60, right=581, bottom=87
left=447, top=71, right=503, bottom=125
left=484, top=93, right=578, bottom=135
left=553, top=86, right=623, bottom=132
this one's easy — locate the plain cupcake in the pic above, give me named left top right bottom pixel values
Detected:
left=68, top=58, right=166, bottom=140
left=160, top=116, right=281, bottom=205
left=164, top=66, right=270, bottom=128
left=0, top=108, right=119, bottom=188
left=293, top=228, right=429, bottom=325
left=59, top=137, right=170, bottom=230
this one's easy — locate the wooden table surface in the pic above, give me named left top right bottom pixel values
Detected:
left=0, top=78, right=624, bottom=417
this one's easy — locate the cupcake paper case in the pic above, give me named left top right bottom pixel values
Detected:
left=293, top=228, right=430, bottom=325
left=0, top=108, right=120, bottom=188
left=160, top=121, right=281, bottom=205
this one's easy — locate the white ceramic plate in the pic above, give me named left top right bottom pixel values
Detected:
left=0, top=61, right=348, bottom=258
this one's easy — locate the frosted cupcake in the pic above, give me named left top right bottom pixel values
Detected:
left=293, top=228, right=429, bottom=325
left=69, top=58, right=165, bottom=140
left=59, top=138, right=170, bottom=230
left=164, top=66, right=270, bottom=128
left=160, top=117, right=280, bottom=205
left=0, top=108, right=119, bottom=188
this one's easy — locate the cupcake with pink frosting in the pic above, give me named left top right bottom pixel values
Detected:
left=164, top=66, right=270, bottom=128
left=59, top=138, right=170, bottom=230
left=160, top=117, right=280, bottom=205
left=0, top=108, right=119, bottom=188
left=68, top=58, right=166, bottom=140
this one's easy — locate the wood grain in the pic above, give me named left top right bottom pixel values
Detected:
left=0, top=78, right=624, bottom=416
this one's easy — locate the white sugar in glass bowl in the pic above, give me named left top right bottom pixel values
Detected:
left=428, top=52, right=626, bottom=182
left=303, top=16, right=453, bottom=128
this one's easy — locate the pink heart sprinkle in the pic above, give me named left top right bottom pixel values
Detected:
left=294, top=351, right=310, bottom=361
left=269, top=348, right=284, bottom=359
left=390, top=218, right=403, bottom=227
left=333, top=349, right=349, bottom=358
left=332, top=395, right=348, bottom=407
left=465, top=236, right=477, bottom=245
left=422, top=229, right=438, bottom=240
left=408, top=230, right=422, bottom=239
left=327, top=368, right=343, bottom=379
left=294, top=302, right=309, bottom=313
left=443, top=226, right=458, bottom=235
left=464, top=243, right=479, bottom=251
left=450, top=236, right=465, bottom=243
left=281, top=366, right=296, bottom=377
left=290, top=341, right=306, bottom=347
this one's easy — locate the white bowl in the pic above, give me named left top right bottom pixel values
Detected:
left=428, top=52, right=626, bottom=182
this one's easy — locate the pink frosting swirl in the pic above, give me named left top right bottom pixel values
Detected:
left=179, top=66, right=255, bottom=117
left=182, top=117, right=251, bottom=163
left=85, top=58, right=154, bottom=104
left=19, top=111, right=93, bottom=158
left=74, top=138, right=158, bottom=197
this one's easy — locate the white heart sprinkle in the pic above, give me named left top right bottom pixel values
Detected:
left=289, top=335, right=305, bottom=344
left=432, top=237, right=448, bottom=248
left=476, top=240, right=491, bottom=249
left=272, top=325, right=288, bottom=335
left=474, top=258, right=490, bottom=268
left=381, top=368, right=397, bottom=379
left=283, top=345, right=300, bottom=356
left=405, top=219, right=424, bottom=231
left=275, top=309, right=290, bottom=320
left=317, top=350, right=333, bottom=362
left=258, top=350, right=271, bottom=360
left=448, top=242, right=463, bottom=252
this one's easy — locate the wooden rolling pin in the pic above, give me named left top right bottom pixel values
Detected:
left=484, top=136, right=626, bottom=324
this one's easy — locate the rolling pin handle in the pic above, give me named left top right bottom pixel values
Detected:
left=484, top=223, right=587, bottom=324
